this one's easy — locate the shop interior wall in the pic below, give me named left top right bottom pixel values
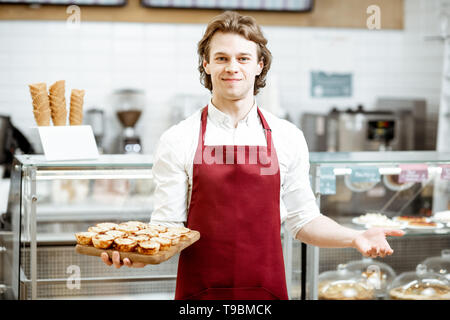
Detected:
left=0, top=0, right=443, bottom=154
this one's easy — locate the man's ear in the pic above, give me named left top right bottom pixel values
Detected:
left=257, top=59, right=264, bottom=76
left=203, top=57, right=210, bottom=75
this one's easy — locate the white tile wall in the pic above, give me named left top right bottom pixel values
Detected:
left=0, top=0, right=444, bottom=154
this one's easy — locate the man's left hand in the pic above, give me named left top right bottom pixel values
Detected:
left=352, top=228, right=405, bottom=258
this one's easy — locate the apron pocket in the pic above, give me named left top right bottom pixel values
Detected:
left=186, top=287, right=282, bottom=300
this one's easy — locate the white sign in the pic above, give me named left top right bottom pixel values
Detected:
left=36, top=125, right=99, bottom=161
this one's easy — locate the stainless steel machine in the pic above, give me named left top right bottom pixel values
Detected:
left=84, top=108, right=105, bottom=154
left=301, top=98, right=427, bottom=152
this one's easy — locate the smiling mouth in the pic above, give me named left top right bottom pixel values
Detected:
left=222, top=79, right=241, bottom=82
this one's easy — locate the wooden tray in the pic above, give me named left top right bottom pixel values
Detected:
left=75, top=231, right=200, bottom=264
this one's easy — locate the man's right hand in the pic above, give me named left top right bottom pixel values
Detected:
left=101, top=251, right=146, bottom=268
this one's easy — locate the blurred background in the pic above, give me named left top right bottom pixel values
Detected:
left=0, top=0, right=448, bottom=160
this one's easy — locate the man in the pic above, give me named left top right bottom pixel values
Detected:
left=101, top=11, right=404, bottom=300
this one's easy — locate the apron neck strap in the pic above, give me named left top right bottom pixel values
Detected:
left=199, top=105, right=273, bottom=154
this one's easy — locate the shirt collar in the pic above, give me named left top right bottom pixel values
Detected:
left=208, top=99, right=259, bottom=129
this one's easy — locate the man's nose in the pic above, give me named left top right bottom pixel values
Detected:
left=225, top=58, right=239, bottom=72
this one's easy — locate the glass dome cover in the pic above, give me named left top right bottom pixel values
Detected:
left=345, top=257, right=396, bottom=297
left=421, top=249, right=450, bottom=281
left=388, top=264, right=450, bottom=300
left=318, top=264, right=375, bottom=300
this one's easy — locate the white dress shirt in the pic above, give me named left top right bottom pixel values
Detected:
left=150, top=99, right=322, bottom=239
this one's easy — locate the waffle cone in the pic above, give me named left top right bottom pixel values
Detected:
left=33, top=109, right=51, bottom=126
left=29, top=82, right=47, bottom=96
left=49, top=95, right=66, bottom=108
left=69, top=89, right=85, bottom=125
left=29, top=82, right=51, bottom=125
left=49, top=80, right=65, bottom=96
left=32, top=93, right=50, bottom=111
left=49, top=80, right=67, bottom=126
left=51, top=105, right=67, bottom=126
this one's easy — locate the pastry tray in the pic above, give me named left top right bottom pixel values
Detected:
left=75, top=231, right=200, bottom=264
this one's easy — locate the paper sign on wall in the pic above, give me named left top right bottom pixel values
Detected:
left=36, top=125, right=99, bottom=161
left=311, top=71, right=353, bottom=98
left=319, top=166, right=336, bottom=195
left=399, top=164, right=428, bottom=183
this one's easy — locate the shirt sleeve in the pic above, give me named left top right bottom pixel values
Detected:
left=282, top=128, right=322, bottom=239
left=150, top=130, right=189, bottom=228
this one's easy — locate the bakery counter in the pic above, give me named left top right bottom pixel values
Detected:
left=3, top=154, right=177, bottom=300
left=304, top=151, right=450, bottom=300
left=2, top=154, right=302, bottom=300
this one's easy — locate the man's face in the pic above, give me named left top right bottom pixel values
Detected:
left=203, top=32, right=264, bottom=101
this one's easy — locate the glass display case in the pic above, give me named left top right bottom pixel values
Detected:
left=345, top=257, right=396, bottom=299
left=306, top=151, right=450, bottom=300
left=2, top=154, right=165, bottom=300
left=388, top=264, right=450, bottom=300
left=317, top=264, right=374, bottom=300
left=0, top=154, right=301, bottom=300
left=421, top=249, right=450, bottom=280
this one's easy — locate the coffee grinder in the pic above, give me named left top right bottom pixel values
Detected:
left=112, top=89, right=145, bottom=154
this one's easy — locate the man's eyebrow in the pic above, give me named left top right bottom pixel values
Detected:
left=212, top=52, right=253, bottom=56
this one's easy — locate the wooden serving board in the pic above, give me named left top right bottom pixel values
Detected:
left=75, top=231, right=200, bottom=264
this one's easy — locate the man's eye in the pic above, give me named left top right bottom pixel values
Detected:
left=216, top=57, right=226, bottom=61
left=239, top=57, right=249, bottom=62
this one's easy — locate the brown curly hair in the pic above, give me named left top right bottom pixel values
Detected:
left=197, top=11, right=272, bottom=96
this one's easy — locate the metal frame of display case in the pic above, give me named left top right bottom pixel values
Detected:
left=305, top=151, right=450, bottom=300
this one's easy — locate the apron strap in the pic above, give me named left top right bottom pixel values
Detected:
left=198, top=105, right=273, bottom=155
left=256, top=108, right=273, bottom=157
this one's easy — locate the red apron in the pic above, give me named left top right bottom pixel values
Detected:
left=175, top=106, right=289, bottom=300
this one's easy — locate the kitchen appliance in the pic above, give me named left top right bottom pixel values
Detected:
left=299, top=113, right=328, bottom=151
left=301, top=99, right=426, bottom=152
left=112, top=89, right=145, bottom=154
left=84, top=108, right=105, bottom=153
left=334, top=106, right=409, bottom=152
left=376, top=98, right=427, bottom=151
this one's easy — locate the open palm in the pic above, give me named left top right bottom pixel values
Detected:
left=353, top=227, right=405, bottom=258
